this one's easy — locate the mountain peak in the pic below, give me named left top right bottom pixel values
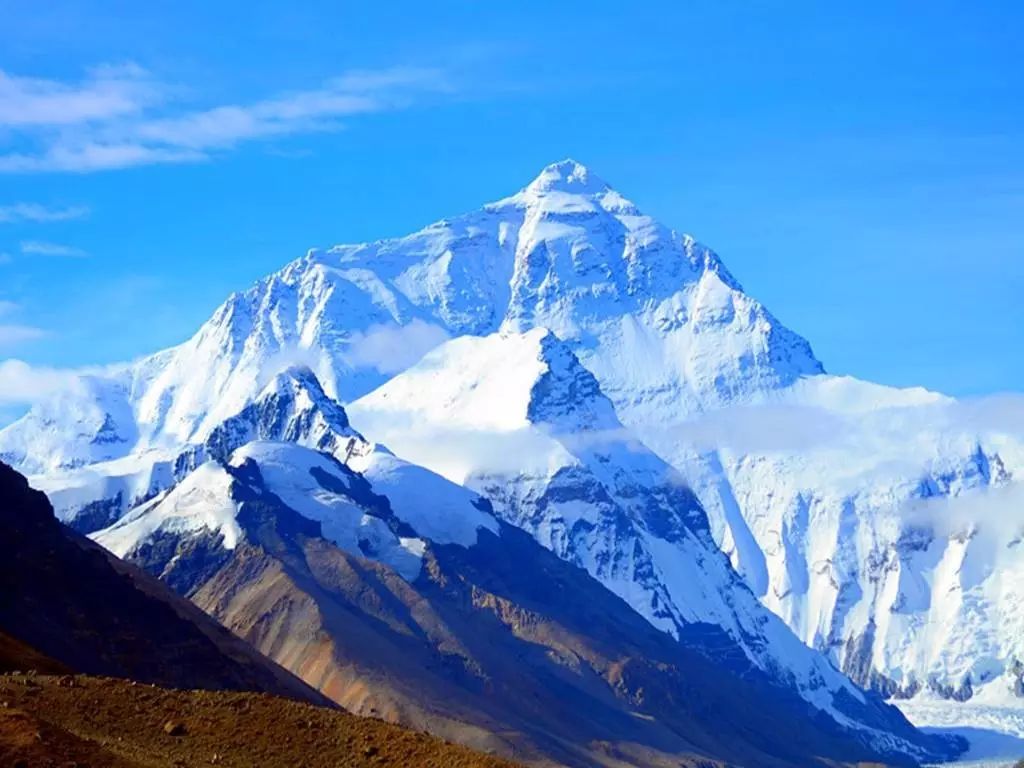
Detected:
left=350, top=328, right=620, bottom=440
left=203, top=363, right=366, bottom=462
left=259, top=364, right=324, bottom=398
left=524, top=158, right=609, bottom=196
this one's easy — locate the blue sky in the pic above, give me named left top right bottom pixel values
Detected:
left=0, top=1, right=1021, bottom=405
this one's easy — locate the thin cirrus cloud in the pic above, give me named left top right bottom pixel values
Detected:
left=0, top=64, right=450, bottom=173
left=0, top=302, right=47, bottom=350
left=0, top=202, right=90, bottom=223
left=0, top=324, right=48, bottom=346
left=0, top=63, right=158, bottom=127
left=20, top=240, right=87, bottom=257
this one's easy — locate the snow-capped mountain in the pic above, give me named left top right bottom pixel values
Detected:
left=647, top=381, right=1024, bottom=713
left=2, top=158, right=1020, bottom=743
left=0, top=159, right=820, bottom=475
left=95, top=439, right=491, bottom=588
left=32, top=365, right=369, bottom=531
left=348, top=327, right=885, bottom=723
left=80, top=379, right=954, bottom=766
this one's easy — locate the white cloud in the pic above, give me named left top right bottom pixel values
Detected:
left=940, top=392, right=1024, bottom=436
left=0, top=324, right=47, bottom=346
left=0, top=359, right=80, bottom=404
left=652, top=402, right=848, bottom=454
left=20, top=240, right=86, bottom=257
left=346, top=407, right=561, bottom=486
left=555, top=426, right=647, bottom=455
left=901, top=481, right=1024, bottom=544
left=131, top=66, right=445, bottom=153
left=646, top=389, right=1024, bottom=457
left=0, top=63, right=158, bottom=127
left=256, top=345, right=332, bottom=388
left=0, top=202, right=89, bottom=223
left=345, top=320, right=451, bottom=375
left=0, top=64, right=449, bottom=173
left=0, top=144, right=204, bottom=173
left=0, top=301, right=47, bottom=350
left=133, top=93, right=375, bottom=150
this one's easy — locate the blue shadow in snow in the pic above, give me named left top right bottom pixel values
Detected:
left=920, top=725, right=1024, bottom=765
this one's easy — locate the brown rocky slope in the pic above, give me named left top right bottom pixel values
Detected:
left=0, top=673, right=518, bottom=768
left=0, top=460, right=323, bottom=702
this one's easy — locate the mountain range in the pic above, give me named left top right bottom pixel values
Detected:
left=4, top=159, right=1020, bottom=763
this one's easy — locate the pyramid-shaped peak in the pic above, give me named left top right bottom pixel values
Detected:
left=233, top=364, right=363, bottom=447
left=527, top=330, right=621, bottom=434
left=267, top=364, right=320, bottom=386
left=351, top=328, right=620, bottom=438
left=526, top=159, right=609, bottom=195
left=255, top=364, right=356, bottom=426
left=486, top=158, right=640, bottom=214
left=259, top=364, right=327, bottom=398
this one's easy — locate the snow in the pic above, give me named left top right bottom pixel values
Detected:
left=637, top=379, right=1024, bottom=707
left=235, top=439, right=499, bottom=556
left=30, top=448, right=178, bottom=525
left=0, top=371, right=138, bottom=474
left=94, top=462, right=242, bottom=557
left=349, top=329, right=575, bottom=484
left=351, top=447, right=498, bottom=548
left=357, top=328, right=547, bottom=432
left=90, top=440, right=428, bottom=580
left=900, top=699, right=1024, bottom=766
left=230, top=441, right=424, bottom=579
left=0, top=159, right=821, bottom=474
left=88, top=429, right=506, bottom=584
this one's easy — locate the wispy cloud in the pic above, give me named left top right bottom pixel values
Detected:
left=0, top=324, right=47, bottom=346
left=901, top=481, right=1024, bottom=544
left=344, top=319, right=451, bottom=375
left=0, top=144, right=203, bottom=173
left=20, top=240, right=87, bottom=257
left=0, top=64, right=450, bottom=173
left=0, top=359, right=79, bottom=404
left=647, top=391, right=1024, bottom=457
left=0, top=300, right=47, bottom=349
left=0, top=202, right=89, bottom=223
left=0, top=63, right=158, bottom=127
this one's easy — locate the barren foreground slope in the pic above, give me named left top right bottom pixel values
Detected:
left=0, top=673, right=520, bottom=768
